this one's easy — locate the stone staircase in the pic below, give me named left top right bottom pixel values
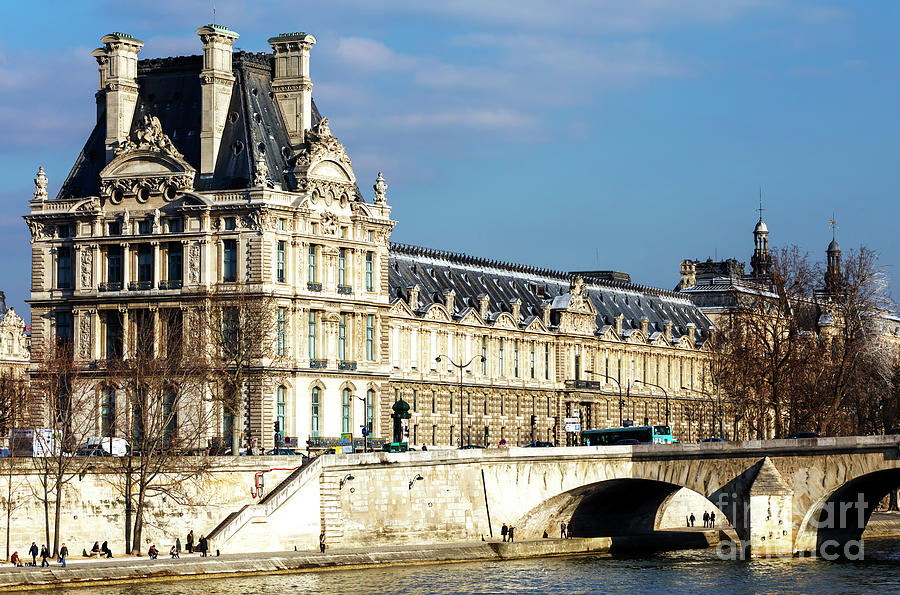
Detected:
left=207, top=455, right=324, bottom=550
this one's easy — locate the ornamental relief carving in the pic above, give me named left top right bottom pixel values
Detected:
left=188, top=243, right=201, bottom=283
left=26, top=220, right=55, bottom=243
left=79, top=314, right=91, bottom=360
left=80, top=247, right=93, bottom=288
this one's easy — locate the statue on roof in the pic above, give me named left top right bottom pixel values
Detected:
left=33, top=166, right=48, bottom=200
left=314, top=117, right=333, bottom=139
left=253, top=153, right=270, bottom=187
left=116, top=114, right=182, bottom=158
left=373, top=171, right=387, bottom=204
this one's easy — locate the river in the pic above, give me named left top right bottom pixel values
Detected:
left=70, top=537, right=900, bottom=594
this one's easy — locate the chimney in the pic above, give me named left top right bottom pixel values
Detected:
left=92, top=33, right=144, bottom=163
left=640, top=317, right=649, bottom=336
left=679, top=260, right=696, bottom=290
left=196, top=24, right=239, bottom=175
left=408, top=284, right=419, bottom=310
left=663, top=320, right=673, bottom=342
left=268, top=32, right=317, bottom=147
left=686, top=322, right=697, bottom=344
left=541, top=302, right=551, bottom=327
left=478, top=294, right=490, bottom=319
left=614, top=313, right=624, bottom=336
left=443, top=289, right=456, bottom=314
left=509, top=298, right=521, bottom=322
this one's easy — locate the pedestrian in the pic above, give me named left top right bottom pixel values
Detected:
left=689, top=513, right=695, bottom=527
left=40, top=545, right=49, bottom=567
left=176, top=537, right=182, bottom=556
left=148, top=545, right=158, bottom=560
left=186, top=530, right=194, bottom=554
left=28, top=542, right=37, bottom=566
left=170, top=545, right=179, bottom=559
left=560, top=520, right=567, bottom=539
left=198, top=535, right=207, bottom=557
left=703, top=511, right=709, bottom=528
left=91, top=541, right=100, bottom=558
left=421, top=444, right=427, bottom=451
left=501, top=523, right=508, bottom=542
left=508, top=526, right=515, bottom=543
left=101, top=541, right=112, bottom=559
left=10, top=551, right=20, bottom=567
left=59, top=543, right=68, bottom=567
left=542, top=531, right=549, bottom=538
left=319, top=530, right=326, bottom=553
left=710, top=511, right=716, bottom=527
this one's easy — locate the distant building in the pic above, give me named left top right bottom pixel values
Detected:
left=0, top=292, right=31, bottom=431
left=25, top=26, right=720, bottom=450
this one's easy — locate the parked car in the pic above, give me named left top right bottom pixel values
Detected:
left=458, top=444, right=485, bottom=450
left=523, top=441, right=555, bottom=447
left=265, top=448, right=303, bottom=456
left=75, top=437, right=129, bottom=457
left=700, top=437, right=728, bottom=443
left=785, top=432, right=820, bottom=439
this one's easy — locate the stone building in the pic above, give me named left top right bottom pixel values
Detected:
left=25, top=25, right=719, bottom=451
left=0, top=293, right=31, bottom=433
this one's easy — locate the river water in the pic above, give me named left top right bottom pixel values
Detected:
left=72, top=537, right=900, bottom=594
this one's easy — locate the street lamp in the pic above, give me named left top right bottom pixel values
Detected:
left=681, top=385, right=724, bottom=439
left=634, top=380, right=669, bottom=427
left=585, top=369, right=624, bottom=426
left=436, top=354, right=486, bottom=447
left=355, top=394, right=369, bottom=453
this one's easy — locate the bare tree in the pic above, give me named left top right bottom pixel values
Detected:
left=198, top=286, right=284, bottom=456
left=104, top=308, right=215, bottom=554
left=0, top=371, right=26, bottom=560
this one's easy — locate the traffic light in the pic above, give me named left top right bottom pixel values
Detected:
left=274, top=421, right=280, bottom=433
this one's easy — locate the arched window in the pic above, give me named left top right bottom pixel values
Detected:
left=101, top=387, right=116, bottom=437
left=311, top=387, right=320, bottom=438
left=366, top=389, right=375, bottom=434
left=342, top=388, right=351, bottom=434
left=277, top=386, right=286, bottom=440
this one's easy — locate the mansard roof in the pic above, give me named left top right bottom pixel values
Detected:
left=388, top=243, right=711, bottom=345
left=58, top=52, right=323, bottom=199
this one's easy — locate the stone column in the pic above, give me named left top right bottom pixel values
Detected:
left=121, top=243, right=130, bottom=288
left=119, top=306, right=129, bottom=359
left=152, top=241, right=160, bottom=287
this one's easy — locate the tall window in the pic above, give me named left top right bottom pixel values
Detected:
left=277, top=240, right=286, bottom=283
left=481, top=337, right=487, bottom=375
left=163, top=388, right=177, bottom=444
left=338, top=313, right=347, bottom=361
left=101, top=387, right=116, bottom=437
left=412, top=389, right=417, bottom=412
left=57, top=247, right=72, bottom=289
left=342, top=388, right=351, bottom=434
left=449, top=391, right=454, bottom=415
left=366, top=389, right=375, bottom=434
left=137, top=245, right=153, bottom=283
left=55, top=311, right=73, bottom=349
left=104, top=311, right=122, bottom=359
left=311, top=387, right=320, bottom=438
left=545, top=345, right=550, bottom=380
left=514, top=340, right=519, bottom=377
left=167, top=242, right=183, bottom=282
left=107, top=246, right=123, bottom=283
left=530, top=344, right=536, bottom=379
left=308, top=311, right=317, bottom=359
left=432, top=390, right=436, bottom=413
left=308, top=245, right=317, bottom=282
left=499, top=339, right=505, bottom=377
left=365, top=315, right=375, bottom=361
left=277, top=386, right=286, bottom=439
left=277, top=307, right=286, bottom=356
left=365, top=252, right=374, bottom=291
left=338, top=248, right=347, bottom=285
left=223, top=239, right=237, bottom=282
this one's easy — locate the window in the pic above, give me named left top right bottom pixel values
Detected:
left=57, top=223, right=74, bottom=238
left=547, top=397, right=551, bottom=416
left=432, top=390, right=436, bottom=413
left=367, top=230, right=374, bottom=242
left=308, top=311, right=317, bottom=359
left=137, top=244, right=153, bottom=283
left=342, top=388, right=351, bottom=434
left=223, top=239, right=237, bottom=282
left=499, top=339, right=504, bottom=377
left=412, top=389, right=417, bottom=412
left=277, top=307, right=286, bottom=356
left=500, top=394, right=504, bottom=416
left=449, top=391, right=454, bottom=415
left=365, top=252, right=374, bottom=291
left=104, top=311, right=122, bottom=358
left=483, top=394, right=488, bottom=415
left=532, top=396, right=536, bottom=415
left=467, top=392, right=471, bottom=415
left=516, top=396, right=520, bottom=416
left=338, top=248, right=347, bottom=285
left=138, top=220, right=151, bottom=235
left=57, top=247, right=72, bottom=289
left=277, top=386, right=286, bottom=439
left=514, top=340, right=519, bottom=377
left=308, top=245, right=317, bottom=282
left=107, top=246, right=123, bottom=283
left=365, top=315, right=375, bottom=361
left=311, top=387, right=320, bottom=438
left=277, top=241, right=285, bottom=283
left=482, top=337, right=487, bottom=375
left=168, top=218, right=184, bottom=233
left=310, top=222, right=318, bottom=234
left=224, top=217, right=236, bottom=231
left=278, top=218, right=286, bottom=231
left=340, top=227, right=347, bottom=239
left=223, top=410, right=234, bottom=445
left=167, top=242, right=183, bottom=282
left=101, top=387, right=116, bottom=437
left=338, top=313, right=347, bottom=361
left=163, top=388, right=177, bottom=444
left=432, top=425, right=436, bottom=446
left=366, top=389, right=375, bottom=434
left=56, top=311, right=73, bottom=349
left=108, top=221, right=122, bottom=236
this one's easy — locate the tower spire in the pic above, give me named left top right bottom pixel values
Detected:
left=751, top=189, right=771, bottom=281
left=758, top=187, right=764, bottom=222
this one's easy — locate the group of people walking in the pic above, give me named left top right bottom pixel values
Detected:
left=688, top=511, right=717, bottom=528
left=500, top=524, right=516, bottom=542
left=11, top=542, right=68, bottom=568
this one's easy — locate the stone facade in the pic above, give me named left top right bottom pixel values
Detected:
left=25, top=24, right=720, bottom=451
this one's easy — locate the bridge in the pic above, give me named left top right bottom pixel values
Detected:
left=208, top=435, right=900, bottom=558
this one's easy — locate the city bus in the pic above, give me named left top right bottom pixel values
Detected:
left=580, top=425, right=676, bottom=446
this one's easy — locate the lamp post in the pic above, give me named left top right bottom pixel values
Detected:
left=436, top=354, right=485, bottom=447
left=355, top=394, right=368, bottom=453
left=634, top=380, right=669, bottom=427
left=585, top=369, right=624, bottom=426
left=681, top=385, right=724, bottom=439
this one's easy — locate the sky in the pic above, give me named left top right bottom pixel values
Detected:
left=1, top=0, right=898, bottom=317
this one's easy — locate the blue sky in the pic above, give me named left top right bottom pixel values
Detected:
left=1, top=1, right=897, bottom=315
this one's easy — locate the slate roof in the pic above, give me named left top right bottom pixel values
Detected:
left=389, top=243, right=712, bottom=345
left=58, top=52, right=322, bottom=199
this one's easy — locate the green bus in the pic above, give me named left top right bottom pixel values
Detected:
left=580, top=425, right=676, bottom=446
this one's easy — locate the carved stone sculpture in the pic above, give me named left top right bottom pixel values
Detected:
left=80, top=248, right=93, bottom=288
left=373, top=171, right=387, bottom=204
left=116, top=114, right=183, bottom=158
left=189, top=243, right=201, bottom=283
left=152, top=208, right=161, bottom=233
left=33, top=166, right=48, bottom=200
left=253, top=153, right=270, bottom=187
left=321, top=211, right=338, bottom=235
left=79, top=315, right=91, bottom=360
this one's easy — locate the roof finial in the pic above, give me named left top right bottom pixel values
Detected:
left=829, top=213, right=838, bottom=241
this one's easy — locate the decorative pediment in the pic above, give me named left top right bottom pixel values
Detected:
left=624, top=329, right=646, bottom=343
left=99, top=115, right=195, bottom=204
left=493, top=312, right=518, bottom=330
left=294, top=118, right=359, bottom=202
left=389, top=298, right=416, bottom=318
left=423, top=304, right=451, bottom=322
left=524, top=316, right=548, bottom=333
left=458, top=308, right=484, bottom=327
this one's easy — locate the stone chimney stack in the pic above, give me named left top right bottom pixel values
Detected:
left=478, top=294, right=490, bottom=319
left=408, top=284, right=419, bottom=310
left=196, top=24, right=239, bottom=176
left=614, top=313, right=624, bottom=336
left=268, top=32, right=317, bottom=147
left=541, top=302, right=551, bottom=327
left=443, top=289, right=456, bottom=314
left=509, top=298, right=522, bottom=322
left=92, top=32, right=144, bottom=163
left=640, top=317, right=650, bottom=336
left=663, top=320, right=673, bottom=343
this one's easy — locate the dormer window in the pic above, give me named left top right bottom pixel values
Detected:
left=138, top=220, right=151, bottom=235
left=108, top=221, right=122, bottom=236
left=224, top=217, right=237, bottom=231
left=168, top=217, right=184, bottom=233
left=57, top=224, right=75, bottom=239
